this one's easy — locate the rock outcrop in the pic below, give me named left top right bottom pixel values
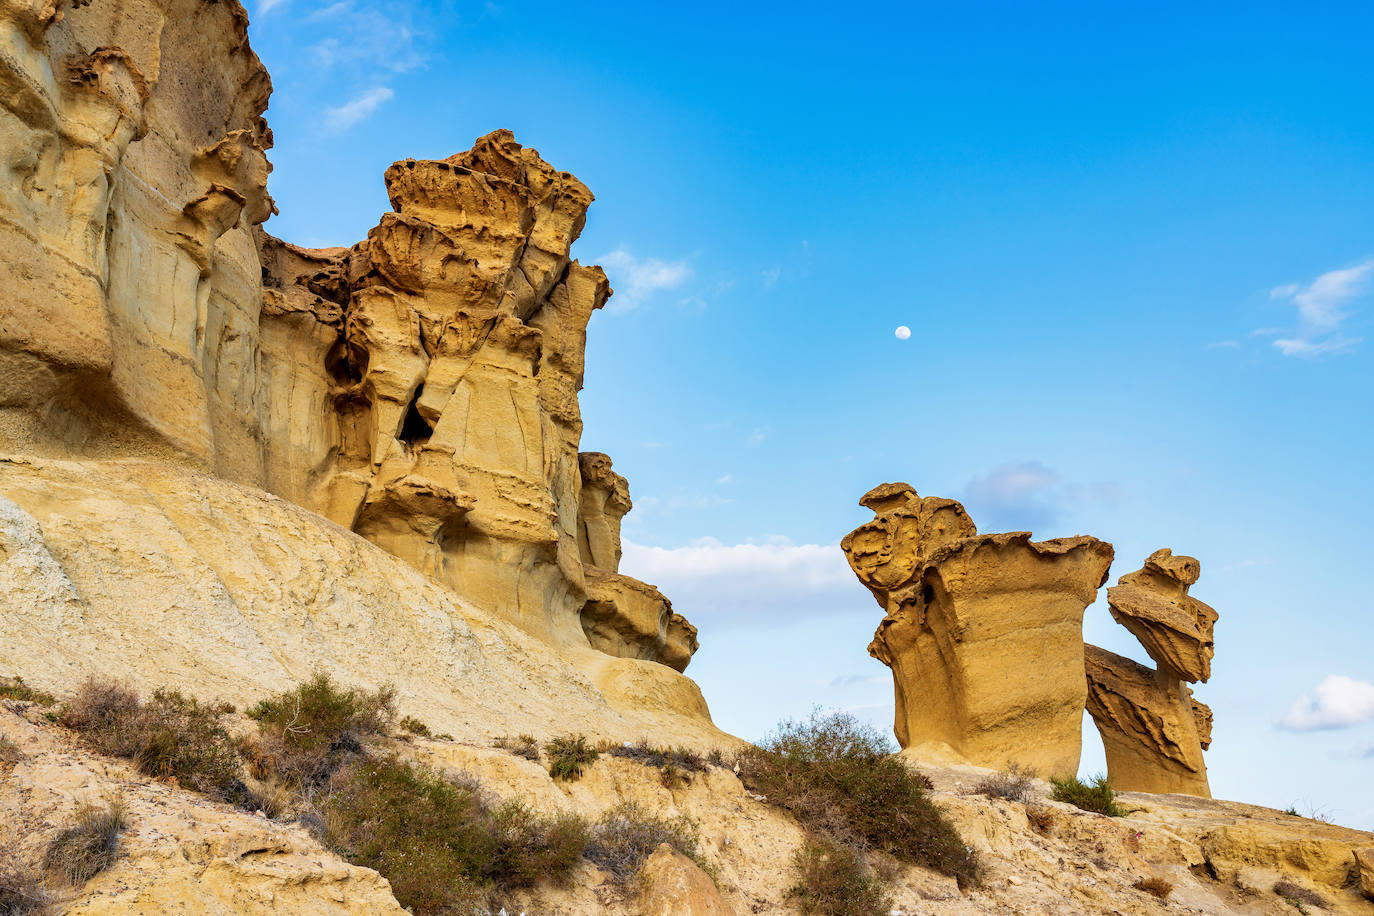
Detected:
left=843, top=483, right=1114, bottom=778
left=0, top=0, right=694, bottom=677
left=1085, top=549, right=1218, bottom=796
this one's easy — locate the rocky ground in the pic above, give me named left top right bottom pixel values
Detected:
left=5, top=695, right=1371, bottom=916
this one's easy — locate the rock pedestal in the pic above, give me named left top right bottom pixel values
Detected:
left=843, top=483, right=1113, bottom=778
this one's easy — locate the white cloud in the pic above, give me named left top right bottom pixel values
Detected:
left=307, top=2, right=426, bottom=72
left=620, top=537, right=870, bottom=627
left=761, top=267, right=780, bottom=288
left=258, top=0, right=287, bottom=14
left=598, top=248, right=692, bottom=313
left=1266, top=259, right=1373, bottom=358
left=1279, top=675, right=1374, bottom=731
left=746, top=427, right=769, bottom=447
left=961, top=461, right=1118, bottom=535
left=323, top=87, right=394, bottom=133
left=715, top=474, right=733, bottom=485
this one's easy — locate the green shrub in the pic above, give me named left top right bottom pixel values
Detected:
left=248, top=673, right=394, bottom=787
left=788, top=837, right=893, bottom=916
left=584, top=801, right=703, bottom=883
left=43, top=799, right=127, bottom=886
left=61, top=680, right=239, bottom=796
left=607, top=739, right=708, bottom=787
left=0, top=677, right=55, bottom=707
left=485, top=801, right=590, bottom=889
left=397, top=715, right=431, bottom=737
left=546, top=735, right=598, bottom=781
left=0, top=852, right=51, bottom=914
left=1050, top=774, right=1124, bottom=817
left=494, top=734, right=541, bottom=762
left=737, top=709, right=979, bottom=887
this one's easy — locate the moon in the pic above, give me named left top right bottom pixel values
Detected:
left=894, top=326, right=911, bottom=340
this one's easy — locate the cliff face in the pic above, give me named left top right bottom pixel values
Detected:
left=0, top=0, right=693, bottom=676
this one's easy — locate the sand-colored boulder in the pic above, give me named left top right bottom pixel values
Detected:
left=637, top=844, right=738, bottom=916
left=1356, top=848, right=1374, bottom=901
left=1085, top=549, right=1218, bottom=797
left=1084, top=645, right=1211, bottom=796
left=843, top=483, right=1113, bottom=777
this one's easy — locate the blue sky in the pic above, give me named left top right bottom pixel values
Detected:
left=248, top=2, right=1374, bottom=827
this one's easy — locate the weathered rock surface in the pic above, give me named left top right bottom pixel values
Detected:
left=1084, top=645, right=1212, bottom=796
left=1086, top=549, right=1218, bottom=797
left=1357, top=847, right=1374, bottom=901
left=637, top=844, right=738, bottom=916
left=844, top=483, right=1113, bottom=777
left=0, top=455, right=723, bottom=749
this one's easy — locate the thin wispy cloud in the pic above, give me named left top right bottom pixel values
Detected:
left=962, top=461, right=1119, bottom=535
left=323, top=87, right=394, bottom=133
left=1266, top=259, right=1372, bottom=358
left=746, top=427, right=769, bottom=447
left=258, top=0, right=287, bottom=14
left=598, top=248, right=692, bottom=313
left=1278, top=675, right=1374, bottom=731
left=307, top=1, right=427, bottom=72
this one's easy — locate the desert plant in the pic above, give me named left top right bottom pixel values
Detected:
left=248, top=673, right=394, bottom=787
left=1134, top=876, right=1173, bottom=900
left=546, top=734, right=598, bottom=781
left=607, top=739, right=708, bottom=787
left=0, top=677, right=55, bottom=707
left=1025, top=804, right=1054, bottom=834
left=234, top=777, right=294, bottom=819
left=397, top=715, right=431, bottom=737
left=1274, top=879, right=1327, bottom=911
left=736, top=709, right=979, bottom=887
left=42, top=799, right=127, bottom=886
left=61, top=681, right=240, bottom=796
left=1050, top=774, right=1124, bottom=817
left=0, top=852, right=52, bottom=915
left=974, top=763, right=1037, bottom=804
left=0, top=738, right=20, bottom=770
left=485, top=801, right=590, bottom=889
left=584, top=801, right=703, bottom=883
left=494, top=734, right=541, bottom=762
left=788, top=836, right=893, bottom=916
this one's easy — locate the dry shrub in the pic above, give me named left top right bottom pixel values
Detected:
left=0, top=738, right=21, bottom=771
left=584, top=801, right=702, bottom=883
left=1050, top=774, right=1124, bottom=817
left=789, top=836, right=893, bottom=916
left=546, top=735, right=598, bottom=781
left=0, top=851, right=52, bottom=915
left=737, top=710, right=979, bottom=888
left=248, top=672, right=394, bottom=788
left=494, top=734, right=541, bottom=762
left=61, top=680, right=239, bottom=796
left=43, top=800, right=127, bottom=886
left=397, top=715, right=431, bottom=737
left=975, top=763, right=1037, bottom=804
left=1025, top=804, right=1055, bottom=835
left=237, top=777, right=294, bottom=819
left=1134, top=876, right=1173, bottom=899
left=320, top=755, right=588, bottom=914
left=0, top=678, right=55, bottom=707
left=1274, top=879, right=1328, bottom=908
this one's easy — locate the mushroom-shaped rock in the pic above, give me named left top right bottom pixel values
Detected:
left=845, top=486, right=1113, bottom=778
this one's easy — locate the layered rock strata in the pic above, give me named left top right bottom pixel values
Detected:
left=0, top=0, right=695, bottom=682
left=1085, top=549, right=1218, bottom=796
left=843, top=483, right=1114, bottom=778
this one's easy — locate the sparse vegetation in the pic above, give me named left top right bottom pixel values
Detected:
left=61, top=680, right=240, bottom=796
left=737, top=709, right=980, bottom=888
left=606, top=739, right=708, bottom=788
left=1134, top=876, right=1173, bottom=900
left=42, top=799, right=127, bottom=886
left=1274, top=879, right=1327, bottom=912
left=583, top=801, right=703, bottom=883
left=1025, top=804, right=1054, bottom=834
left=397, top=715, right=431, bottom=737
left=974, top=763, right=1037, bottom=804
left=494, top=734, right=541, bottom=762
left=320, top=755, right=588, bottom=914
left=788, top=837, right=893, bottom=916
left=0, top=852, right=52, bottom=915
left=546, top=734, right=598, bottom=781
left=0, top=737, right=20, bottom=771
left=247, top=672, right=394, bottom=788
left=0, top=677, right=55, bottom=707
left=1050, top=774, right=1125, bottom=817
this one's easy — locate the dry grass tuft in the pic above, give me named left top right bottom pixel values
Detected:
left=1134, top=876, right=1173, bottom=899
left=1274, top=879, right=1328, bottom=909
left=975, top=763, right=1037, bottom=804
left=494, top=734, right=541, bottom=762
left=0, top=677, right=56, bottom=707
left=1025, top=803, right=1055, bottom=835
left=43, top=799, right=127, bottom=886
left=397, top=715, right=431, bottom=737
left=247, top=672, right=394, bottom=788
left=583, top=801, right=703, bottom=884
left=0, top=851, right=52, bottom=915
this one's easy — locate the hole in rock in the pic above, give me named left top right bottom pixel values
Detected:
left=399, top=385, right=433, bottom=445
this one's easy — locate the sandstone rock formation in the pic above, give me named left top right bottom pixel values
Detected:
left=843, top=483, right=1114, bottom=778
left=1085, top=549, right=1218, bottom=797
left=0, top=0, right=694, bottom=688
